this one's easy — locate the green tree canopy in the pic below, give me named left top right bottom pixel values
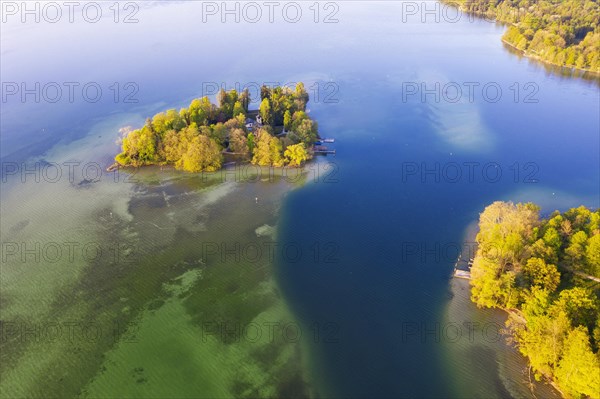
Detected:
left=522, top=257, right=560, bottom=293
left=251, top=129, right=283, bottom=167
left=177, top=134, right=222, bottom=173
left=555, top=327, right=600, bottom=398
left=259, top=98, right=273, bottom=126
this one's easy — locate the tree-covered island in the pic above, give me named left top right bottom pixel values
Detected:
left=114, top=83, right=322, bottom=172
left=444, top=0, right=600, bottom=73
left=469, top=202, right=600, bottom=398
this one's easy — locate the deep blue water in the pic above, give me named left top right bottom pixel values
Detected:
left=2, top=2, right=599, bottom=398
left=272, top=6, right=599, bottom=398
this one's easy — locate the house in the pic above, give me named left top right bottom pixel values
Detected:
left=245, top=118, right=255, bottom=130
left=256, top=114, right=263, bottom=125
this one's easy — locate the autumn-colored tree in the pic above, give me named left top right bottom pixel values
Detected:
left=284, top=143, right=310, bottom=167
left=283, top=110, right=292, bottom=131
left=522, top=257, right=560, bottom=292
left=229, top=128, right=249, bottom=156
left=115, top=125, right=157, bottom=166
left=565, top=230, right=588, bottom=270
left=294, top=82, right=309, bottom=111
left=188, top=97, right=213, bottom=126
left=251, top=129, right=283, bottom=167
left=555, top=327, right=600, bottom=398
left=177, top=134, right=222, bottom=172
left=586, top=234, right=600, bottom=277
left=259, top=98, right=273, bottom=126
left=233, top=101, right=246, bottom=117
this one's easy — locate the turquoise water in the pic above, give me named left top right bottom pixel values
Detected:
left=2, top=2, right=599, bottom=398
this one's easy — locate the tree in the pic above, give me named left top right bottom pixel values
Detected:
left=269, top=87, right=288, bottom=126
left=247, top=133, right=256, bottom=155
left=283, top=110, right=292, bottom=131
left=287, top=111, right=318, bottom=146
left=543, top=227, right=562, bottom=252
left=210, top=123, right=228, bottom=145
left=553, top=287, right=598, bottom=329
left=259, top=98, right=273, bottom=126
left=294, top=119, right=318, bottom=146
left=586, top=234, right=600, bottom=276
left=227, top=89, right=238, bottom=108
left=233, top=101, right=246, bottom=117
left=268, top=136, right=285, bottom=167
left=217, top=89, right=238, bottom=120
left=284, top=143, right=310, bottom=167
left=290, top=111, right=308, bottom=130
left=510, top=289, right=571, bottom=380
left=224, top=113, right=247, bottom=131
left=476, top=202, right=540, bottom=269
left=116, top=126, right=157, bottom=166
left=188, top=97, right=212, bottom=126
left=251, top=129, right=283, bottom=167
left=470, top=202, right=543, bottom=309
left=217, top=88, right=228, bottom=108
left=565, top=230, right=588, bottom=270
left=294, top=82, right=309, bottom=111
left=159, top=129, right=182, bottom=163
left=522, top=257, right=560, bottom=292
left=177, top=135, right=222, bottom=172
left=151, top=112, right=169, bottom=136
left=229, top=128, right=249, bottom=156
left=239, top=88, right=250, bottom=111
left=587, top=211, right=600, bottom=235
left=260, top=85, right=271, bottom=101
left=565, top=206, right=592, bottom=231
left=470, top=256, right=518, bottom=308
left=555, top=327, right=600, bottom=398
left=529, top=238, right=558, bottom=265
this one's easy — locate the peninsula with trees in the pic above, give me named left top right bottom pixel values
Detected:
left=114, top=83, right=327, bottom=172
left=467, top=202, right=600, bottom=398
left=444, top=0, right=600, bottom=73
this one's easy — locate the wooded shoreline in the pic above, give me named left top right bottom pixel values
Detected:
left=442, top=0, right=600, bottom=75
left=464, top=202, right=600, bottom=398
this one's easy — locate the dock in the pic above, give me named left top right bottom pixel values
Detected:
left=313, top=145, right=336, bottom=155
left=314, top=150, right=336, bottom=154
left=452, top=253, right=473, bottom=280
left=453, top=269, right=471, bottom=280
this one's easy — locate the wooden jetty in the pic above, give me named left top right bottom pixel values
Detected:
left=452, top=253, right=472, bottom=280
left=313, top=145, right=336, bottom=155
left=453, top=269, right=471, bottom=280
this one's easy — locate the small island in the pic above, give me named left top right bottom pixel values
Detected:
left=114, top=82, right=331, bottom=173
left=464, top=202, right=600, bottom=398
left=445, top=0, right=600, bottom=74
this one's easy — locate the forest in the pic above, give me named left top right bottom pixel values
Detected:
left=115, top=83, right=318, bottom=172
left=445, top=0, right=600, bottom=72
left=470, top=202, right=600, bottom=398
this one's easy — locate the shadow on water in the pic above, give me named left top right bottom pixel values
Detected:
left=501, top=43, right=600, bottom=87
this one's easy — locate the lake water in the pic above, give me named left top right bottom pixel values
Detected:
left=1, top=1, right=599, bottom=398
